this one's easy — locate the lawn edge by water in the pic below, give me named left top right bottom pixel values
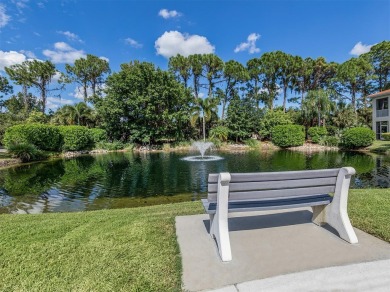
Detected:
left=0, top=189, right=389, bottom=291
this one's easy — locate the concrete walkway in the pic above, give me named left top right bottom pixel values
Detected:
left=176, top=208, right=390, bottom=292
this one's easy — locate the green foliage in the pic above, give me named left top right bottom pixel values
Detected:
left=319, top=136, right=340, bottom=147
left=58, top=126, right=92, bottom=151
left=341, top=127, right=375, bottom=149
left=3, top=123, right=61, bottom=151
left=226, top=97, right=261, bottom=142
left=7, top=143, right=45, bottom=162
left=326, top=125, right=338, bottom=136
left=382, top=133, right=390, bottom=141
left=89, top=128, right=107, bottom=143
left=209, top=126, right=229, bottom=142
left=26, top=111, right=48, bottom=123
left=271, top=125, right=305, bottom=147
left=259, top=109, right=293, bottom=140
left=95, top=61, right=191, bottom=143
left=95, top=141, right=126, bottom=150
left=244, top=139, right=261, bottom=149
left=308, top=127, right=328, bottom=143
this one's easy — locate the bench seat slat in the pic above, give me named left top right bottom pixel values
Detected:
left=202, top=194, right=332, bottom=214
left=208, top=169, right=340, bottom=183
left=208, top=177, right=337, bottom=193
left=207, top=185, right=335, bottom=202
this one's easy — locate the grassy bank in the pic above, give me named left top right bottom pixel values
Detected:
left=0, top=190, right=389, bottom=291
left=367, top=140, right=390, bottom=154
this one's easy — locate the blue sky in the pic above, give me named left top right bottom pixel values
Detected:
left=0, top=0, right=389, bottom=110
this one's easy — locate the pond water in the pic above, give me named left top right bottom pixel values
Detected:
left=1, top=150, right=389, bottom=214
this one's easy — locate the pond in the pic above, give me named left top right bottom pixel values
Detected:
left=1, top=150, right=389, bottom=214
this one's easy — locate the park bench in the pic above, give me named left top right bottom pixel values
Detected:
left=201, top=167, right=358, bottom=262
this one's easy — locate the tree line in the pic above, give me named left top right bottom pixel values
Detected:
left=0, top=41, right=389, bottom=144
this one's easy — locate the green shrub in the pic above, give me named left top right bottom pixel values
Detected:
left=341, top=127, right=375, bottom=149
left=308, top=127, right=328, bottom=143
left=244, top=139, right=260, bottom=149
left=382, top=133, right=390, bottom=141
left=319, top=136, right=340, bottom=147
left=209, top=126, right=229, bottom=142
left=259, top=110, right=293, bottom=140
left=59, top=126, right=92, bottom=151
left=162, top=143, right=171, bottom=151
left=7, top=143, right=46, bottom=162
left=89, top=128, right=107, bottom=143
left=95, top=141, right=125, bottom=150
left=271, top=125, right=305, bottom=148
left=326, top=125, right=338, bottom=136
left=3, top=123, right=61, bottom=151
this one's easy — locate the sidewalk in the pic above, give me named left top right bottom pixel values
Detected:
left=176, top=208, right=390, bottom=291
left=206, top=259, right=390, bottom=292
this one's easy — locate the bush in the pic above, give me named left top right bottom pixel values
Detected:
left=319, top=136, right=340, bottom=147
left=89, top=128, right=107, bottom=143
left=341, top=127, right=375, bottom=149
left=271, top=125, right=305, bottom=148
left=3, top=123, right=61, bottom=151
left=59, top=126, right=92, bottom=151
left=209, top=126, right=229, bottom=142
left=308, top=127, right=328, bottom=143
left=7, top=143, right=46, bottom=162
left=244, top=139, right=260, bottom=149
left=95, top=141, right=126, bottom=151
left=326, top=125, right=338, bottom=136
left=382, top=133, right=390, bottom=141
left=259, top=110, right=293, bottom=140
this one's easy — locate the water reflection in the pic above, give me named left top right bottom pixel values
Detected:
left=0, top=150, right=389, bottom=214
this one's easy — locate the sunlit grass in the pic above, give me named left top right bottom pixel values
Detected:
left=0, top=190, right=388, bottom=291
left=368, top=140, right=390, bottom=153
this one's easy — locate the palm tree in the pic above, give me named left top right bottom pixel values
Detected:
left=52, top=102, right=95, bottom=126
left=302, top=89, right=335, bottom=127
left=190, top=97, right=219, bottom=141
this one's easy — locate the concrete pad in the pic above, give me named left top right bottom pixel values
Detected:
left=176, top=208, right=390, bottom=292
left=234, top=259, right=390, bottom=292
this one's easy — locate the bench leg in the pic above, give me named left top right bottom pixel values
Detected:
left=213, top=212, right=232, bottom=262
left=311, top=205, right=326, bottom=225
left=209, top=214, right=215, bottom=238
left=324, top=203, right=358, bottom=244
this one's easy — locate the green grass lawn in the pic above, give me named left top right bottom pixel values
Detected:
left=368, top=140, right=390, bottom=154
left=0, top=189, right=389, bottom=291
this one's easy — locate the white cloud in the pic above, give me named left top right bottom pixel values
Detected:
left=99, top=56, right=109, bottom=62
left=124, top=38, right=143, bottom=48
left=46, top=97, right=74, bottom=110
left=0, top=4, right=11, bottom=28
left=69, top=86, right=92, bottom=100
left=43, top=42, right=86, bottom=63
left=52, top=71, right=62, bottom=82
left=0, top=50, right=26, bottom=70
left=234, top=33, right=261, bottom=54
left=19, top=50, right=36, bottom=59
left=155, top=31, right=215, bottom=58
left=158, top=9, right=181, bottom=19
left=349, top=41, right=374, bottom=56
left=57, top=30, right=83, bottom=43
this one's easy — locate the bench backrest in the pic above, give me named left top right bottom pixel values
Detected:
left=207, top=168, right=341, bottom=202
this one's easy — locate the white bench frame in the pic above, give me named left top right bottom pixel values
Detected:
left=203, top=167, right=358, bottom=262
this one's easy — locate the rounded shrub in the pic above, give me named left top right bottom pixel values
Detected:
left=89, top=128, right=107, bottom=143
left=209, top=126, right=229, bottom=142
left=341, top=127, right=375, bottom=149
left=382, top=133, right=390, bottom=141
left=308, top=127, right=328, bottom=143
left=58, top=126, right=93, bottom=151
left=3, top=123, right=61, bottom=151
left=271, top=125, right=305, bottom=148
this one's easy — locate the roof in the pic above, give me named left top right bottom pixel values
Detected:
left=368, top=89, right=390, bottom=99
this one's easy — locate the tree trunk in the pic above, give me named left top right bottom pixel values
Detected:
left=202, top=114, right=206, bottom=141
left=83, top=82, right=88, bottom=103
left=41, top=85, right=46, bottom=114
left=283, top=86, right=287, bottom=112
left=23, top=85, right=28, bottom=112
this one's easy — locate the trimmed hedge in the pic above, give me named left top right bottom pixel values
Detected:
left=3, top=123, right=61, bottom=151
left=341, top=127, right=375, bottom=149
left=59, top=126, right=93, bottom=151
left=271, top=125, right=305, bottom=148
left=308, top=127, right=328, bottom=143
left=89, top=128, right=107, bottom=143
left=382, top=133, right=390, bottom=141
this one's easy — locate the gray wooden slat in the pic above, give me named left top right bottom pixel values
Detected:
left=207, top=185, right=335, bottom=202
left=208, top=177, right=337, bottom=193
left=208, top=168, right=340, bottom=183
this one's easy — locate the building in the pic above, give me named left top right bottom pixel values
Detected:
left=370, top=89, right=390, bottom=140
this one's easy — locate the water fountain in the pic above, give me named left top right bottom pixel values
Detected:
left=181, top=141, right=223, bottom=161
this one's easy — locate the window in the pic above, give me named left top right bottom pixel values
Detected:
left=377, top=98, right=388, bottom=110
